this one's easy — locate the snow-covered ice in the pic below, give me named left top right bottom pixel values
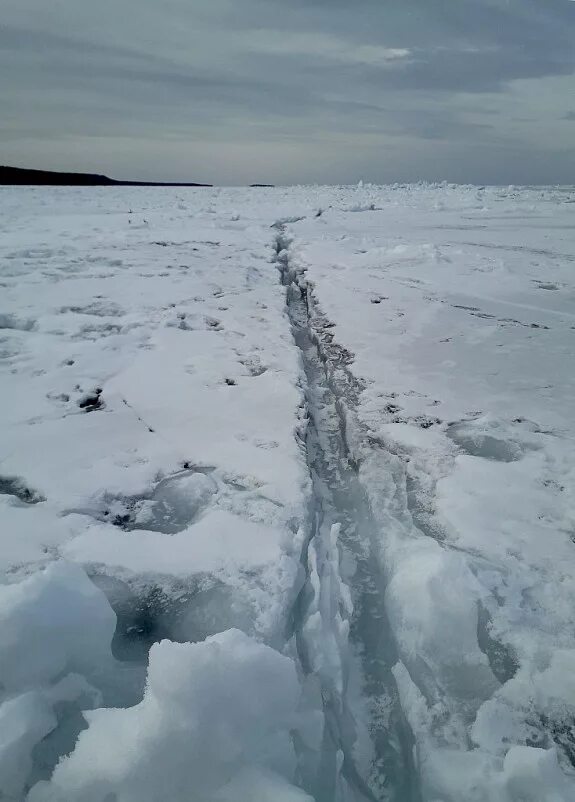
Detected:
left=28, top=628, right=307, bottom=802
left=287, top=184, right=575, bottom=800
left=1, top=183, right=574, bottom=800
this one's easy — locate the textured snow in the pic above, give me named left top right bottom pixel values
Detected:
left=0, top=188, right=309, bottom=640
left=0, top=563, right=115, bottom=799
left=289, top=183, right=575, bottom=799
left=1, top=184, right=574, bottom=800
left=0, top=562, right=115, bottom=691
left=0, top=187, right=314, bottom=800
left=29, top=629, right=307, bottom=802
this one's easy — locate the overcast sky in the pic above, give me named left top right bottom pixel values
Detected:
left=2, top=0, right=575, bottom=185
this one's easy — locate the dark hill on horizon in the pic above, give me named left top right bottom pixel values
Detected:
left=0, top=166, right=212, bottom=187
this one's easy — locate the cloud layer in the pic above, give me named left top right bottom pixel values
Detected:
left=1, top=0, right=574, bottom=183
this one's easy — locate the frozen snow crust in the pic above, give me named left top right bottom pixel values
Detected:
left=1, top=183, right=574, bottom=800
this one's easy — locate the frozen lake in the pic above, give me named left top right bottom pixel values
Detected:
left=1, top=184, right=574, bottom=801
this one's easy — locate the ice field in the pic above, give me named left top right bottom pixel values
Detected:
left=1, top=183, right=574, bottom=801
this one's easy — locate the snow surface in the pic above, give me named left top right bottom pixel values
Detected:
left=1, top=184, right=574, bottom=801
left=288, top=184, right=575, bottom=800
left=28, top=628, right=308, bottom=802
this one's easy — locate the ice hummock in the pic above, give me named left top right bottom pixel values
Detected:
left=29, top=628, right=309, bottom=802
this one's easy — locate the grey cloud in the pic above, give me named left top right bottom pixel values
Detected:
left=0, top=25, right=319, bottom=126
left=239, top=0, right=575, bottom=95
left=1, top=0, right=574, bottom=183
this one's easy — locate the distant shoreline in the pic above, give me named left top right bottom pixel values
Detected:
left=0, top=165, right=213, bottom=187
